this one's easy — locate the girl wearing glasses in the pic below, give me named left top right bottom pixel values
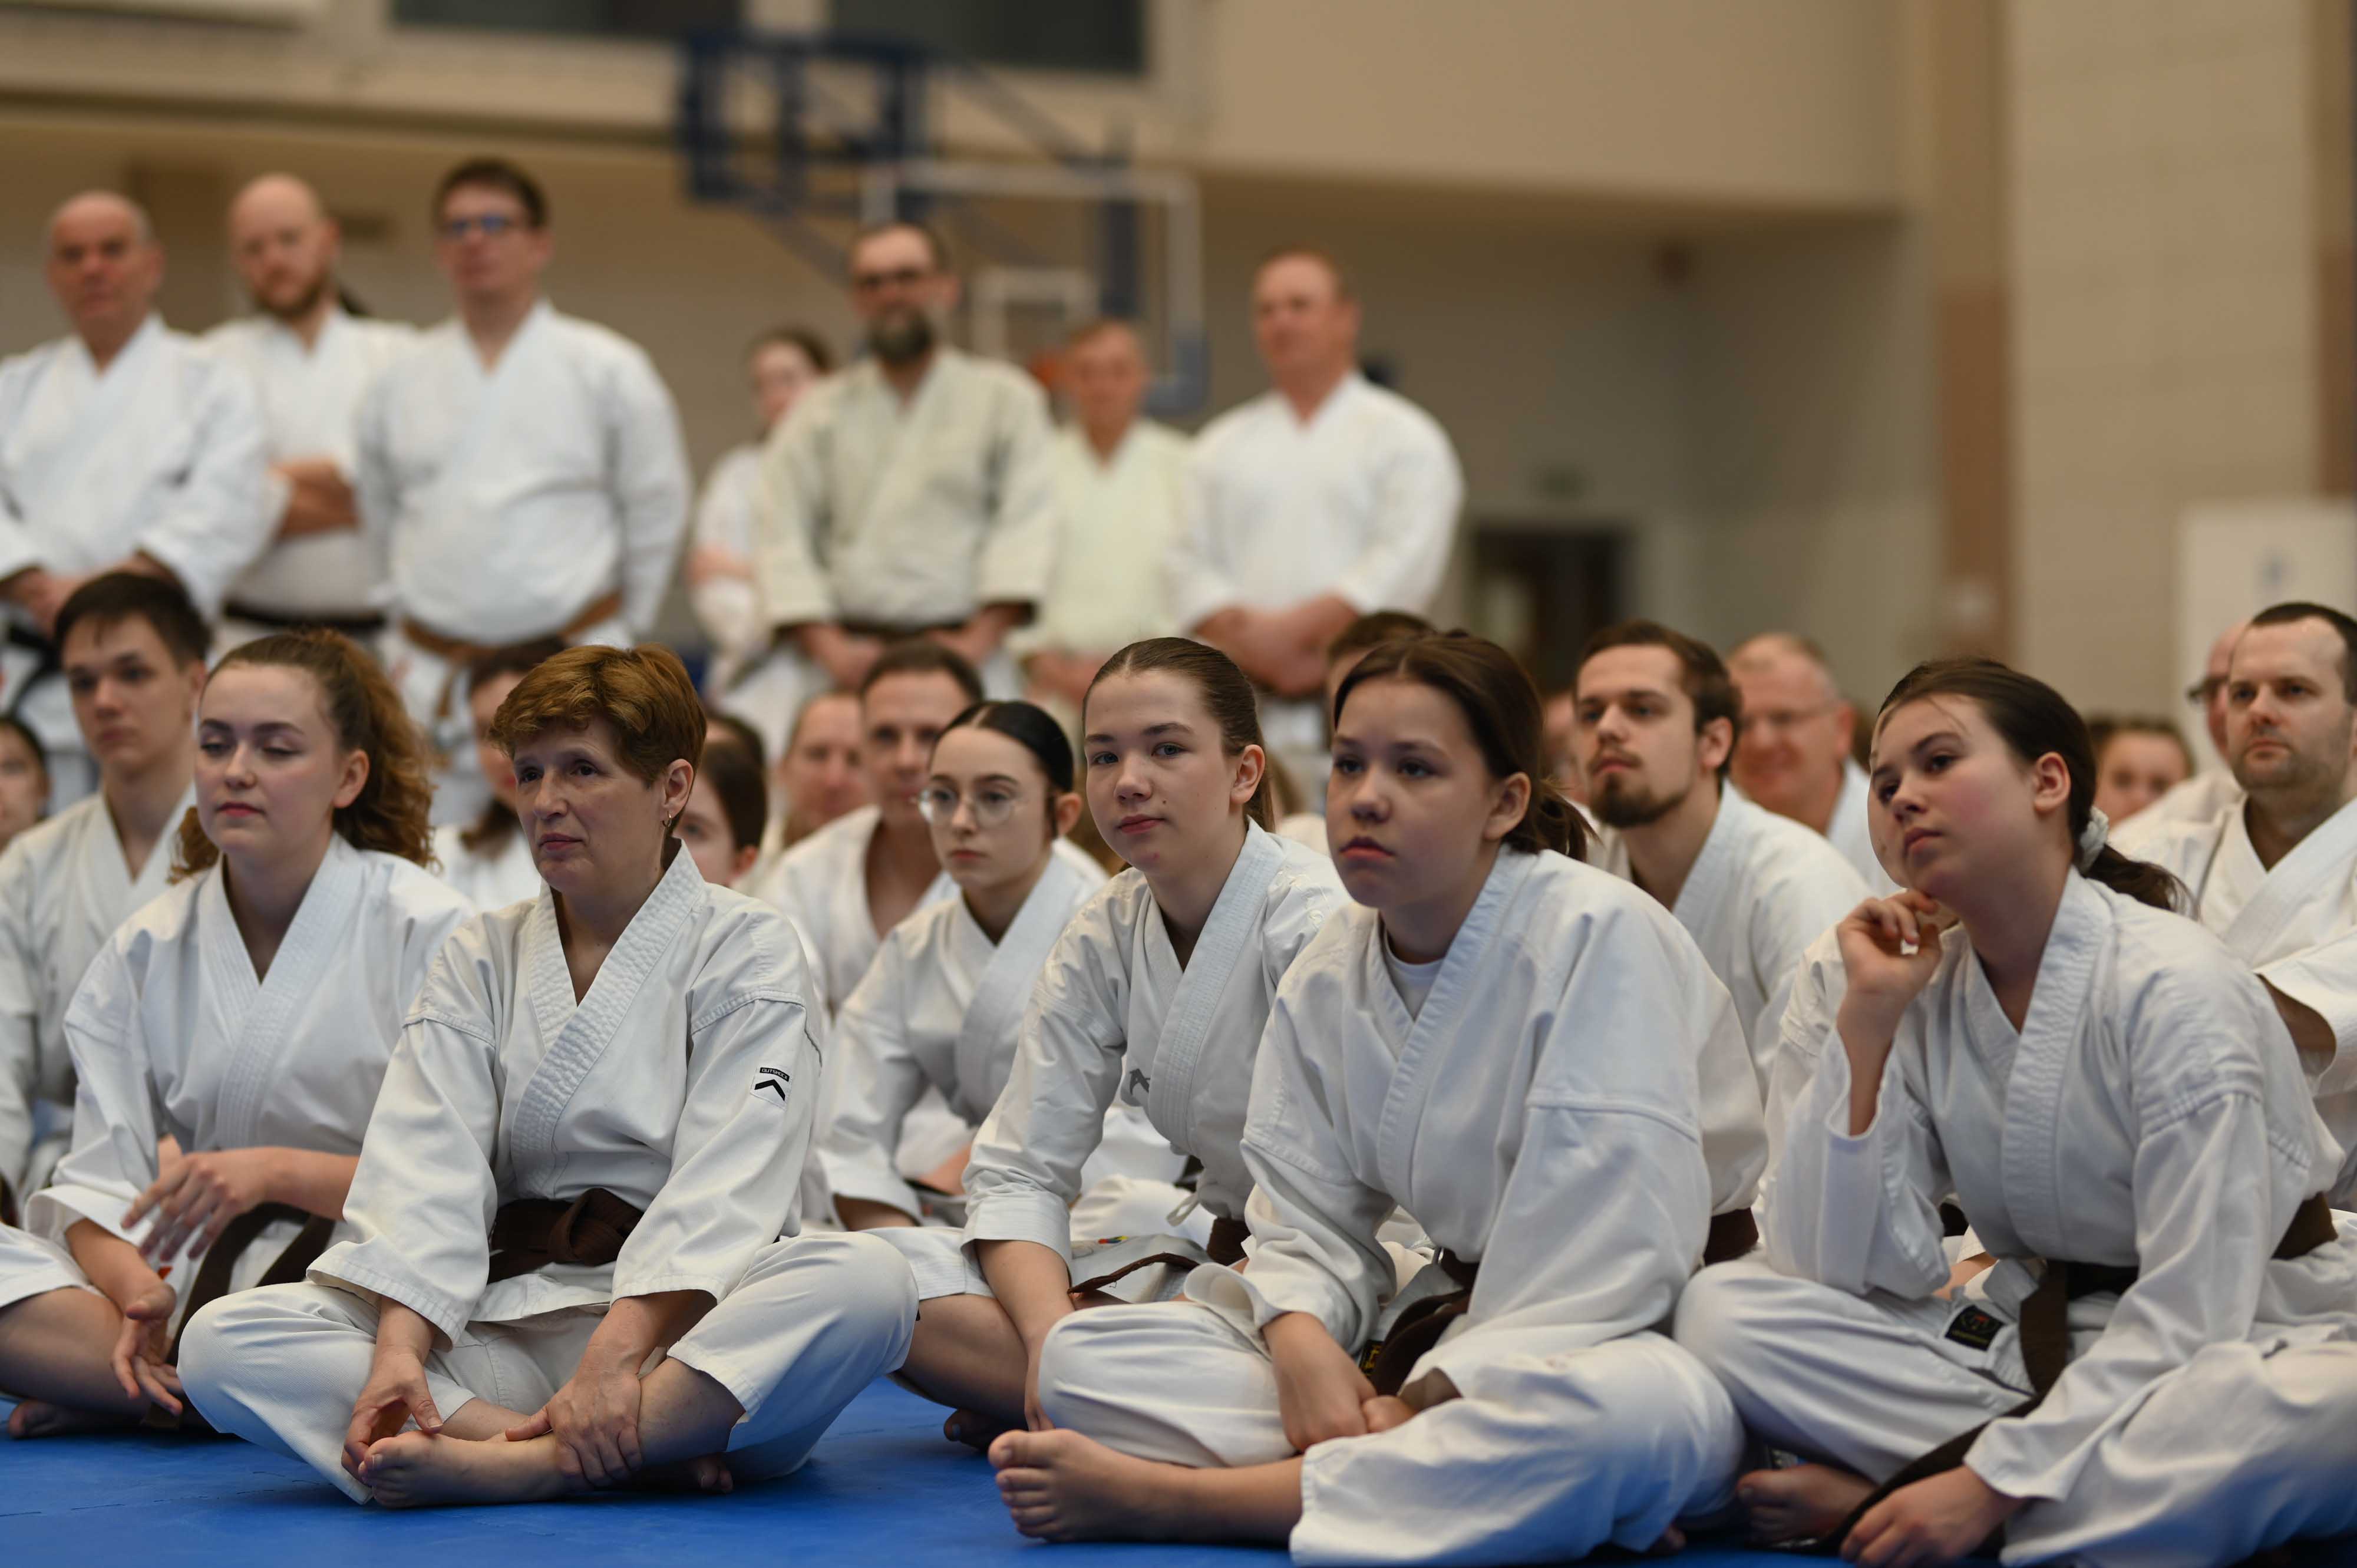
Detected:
left=881, top=639, right=1345, bottom=1447
left=816, top=700, right=1190, bottom=1244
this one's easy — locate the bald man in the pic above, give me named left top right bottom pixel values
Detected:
left=2130, top=618, right=2252, bottom=830
left=1011, top=319, right=1191, bottom=711
left=204, top=174, right=417, bottom=646
left=1726, top=633, right=1890, bottom=891
left=0, top=192, right=268, bottom=803
left=1170, top=247, right=1463, bottom=797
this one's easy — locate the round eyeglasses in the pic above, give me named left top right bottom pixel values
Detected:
left=917, top=783, right=1028, bottom=828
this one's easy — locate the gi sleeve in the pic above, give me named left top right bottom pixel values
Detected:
left=972, top=375, right=1058, bottom=613
left=1758, top=943, right=1952, bottom=1300
left=1748, top=851, right=1868, bottom=1093
left=311, top=942, right=505, bottom=1342
left=962, top=893, right=1130, bottom=1267
left=1966, top=969, right=2300, bottom=1501
left=130, top=358, right=272, bottom=618
left=754, top=397, right=837, bottom=629
left=0, top=840, right=41, bottom=1201
left=0, top=355, right=44, bottom=583
left=612, top=920, right=819, bottom=1302
left=601, top=345, right=691, bottom=636
left=27, top=939, right=170, bottom=1256
left=686, top=452, right=768, bottom=665
left=2253, top=925, right=2357, bottom=1093
left=1326, top=407, right=1463, bottom=617
left=815, top=937, right=932, bottom=1223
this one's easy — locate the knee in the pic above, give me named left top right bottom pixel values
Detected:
left=1671, top=1259, right=1788, bottom=1388
left=1034, top=1308, right=1130, bottom=1426
left=176, top=1290, right=273, bottom=1407
left=743, top=1232, right=918, bottom=1338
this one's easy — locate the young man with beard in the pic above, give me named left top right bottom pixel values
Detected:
left=2116, top=601, right=2357, bottom=1204
left=756, top=221, right=1058, bottom=699
left=1577, top=621, right=1864, bottom=1096
left=205, top=174, right=417, bottom=651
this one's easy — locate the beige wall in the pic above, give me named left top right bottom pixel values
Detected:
left=2007, top=0, right=2326, bottom=717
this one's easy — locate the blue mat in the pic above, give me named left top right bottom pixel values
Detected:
left=5, top=1383, right=2349, bottom=1565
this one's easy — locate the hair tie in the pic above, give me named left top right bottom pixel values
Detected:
left=2076, top=806, right=2110, bottom=873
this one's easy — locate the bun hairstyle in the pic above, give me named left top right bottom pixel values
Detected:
left=1084, top=638, right=1273, bottom=828
left=1875, top=657, right=2183, bottom=911
left=1335, top=630, right=1587, bottom=860
left=939, top=699, right=1075, bottom=804
left=175, top=629, right=435, bottom=879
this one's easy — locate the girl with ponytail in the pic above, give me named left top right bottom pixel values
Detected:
left=1676, top=656, right=2357, bottom=1567
left=980, top=632, right=1770, bottom=1562
left=887, top=638, right=1345, bottom=1445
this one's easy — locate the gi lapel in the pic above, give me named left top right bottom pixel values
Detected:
left=209, top=836, right=365, bottom=1150
left=508, top=847, right=703, bottom=1177
left=953, top=854, right=1084, bottom=1102
left=1143, top=823, right=1285, bottom=1147
left=4, top=322, right=164, bottom=525
left=2221, top=797, right=2357, bottom=965
left=1994, top=874, right=2104, bottom=1259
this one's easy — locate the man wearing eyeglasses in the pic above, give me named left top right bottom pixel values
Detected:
left=206, top=174, right=418, bottom=652
left=1726, top=632, right=1892, bottom=892
left=2127, top=618, right=2252, bottom=831
left=754, top=220, right=1058, bottom=704
left=0, top=191, right=270, bottom=806
left=356, top=157, right=689, bottom=823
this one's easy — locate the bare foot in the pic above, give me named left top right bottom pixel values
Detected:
left=1646, top=1523, right=1687, bottom=1556
left=641, top=1454, right=734, bottom=1494
left=943, top=1409, right=1013, bottom=1453
left=357, top=1430, right=575, bottom=1508
left=8, top=1400, right=140, bottom=1440
left=1735, top=1463, right=1874, bottom=1545
left=1361, top=1395, right=1417, bottom=1434
left=989, top=1428, right=1193, bottom=1542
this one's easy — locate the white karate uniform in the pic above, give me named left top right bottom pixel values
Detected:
left=817, top=851, right=1187, bottom=1244
left=203, top=308, right=416, bottom=629
left=1166, top=374, right=1463, bottom=798
left=687, top=441, right=810, bottom=754
left=2127, top=767, right=2243, bottom=834
left=1593, top=791, right=1866, bottom=1092
left=1008, top=422, right=1190, bottom=663
left=1826, top=758, right=1897, bottom=894
left=2116, top=795, right=2357, bottom=1202
left=0, top=787, right=190, bottom=1209
left=0, top=839, right=470, bottom=1328
left=428, top=819, right=542, bottom=914
left=951, top=824, right=1345, bottom=1296
left=0, top=316, right=270, bottom=801
left=179, top=849, right=916, bottom=1503
left=1038, top=849, right=1764, bottom=1565
left=1676, top=873, right=2357, bottom=1568
left=1274, top=811, right=1329, bottom=857
left=755, top=349, right=1056, bottom=636
left=358, top=300, right=688, bottom=820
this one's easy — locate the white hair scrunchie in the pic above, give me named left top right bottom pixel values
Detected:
left=2076, top=806, right=2110, bottom=872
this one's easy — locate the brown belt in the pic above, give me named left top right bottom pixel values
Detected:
left=151, top=1200, right=339, bottom=1378
left=1835, top=1191, right=2341, bottom=1551
left=1356, top=1209, right=1760, bottom=1398
left=401, top=590, right=625, bottom=721
left=487, top=1187, right=645, bottom=1283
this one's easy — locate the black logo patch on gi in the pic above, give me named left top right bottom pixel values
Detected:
left=1125, top=1067, right=1151, bottom=1100
left=1945, top=1304, right=2003, bottom=1351
left=752, top=1067, right=792, bottom=1103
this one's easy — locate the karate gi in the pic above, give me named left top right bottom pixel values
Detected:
left=0, top=839, right=469, bottom=1333
left=932, top=823, right=1343, bottom=1306
left=0, top=317, right=269, bottom=801
left=1038, top=849, right=1766, bottom=1565
left=1593, top=791, right=1866, bottom=1092
left=686, top=442, right=808, bottom=755
left=1675, top=873, right=2357, bottom=1568
left=2128, top=767, right=2242, bottom=834
left=357, top=301, right=688, bottom=821
left=179, top=849, right=916, bottom=1503
left=1166, top=374, right=1463, bottom=799
left=816, top=850, right=1186, bottom=1243
left=203, top=308, right=415, bottom=634
left=1008, top=422, right=1190, bottom=666
left=1827, top=758, right=1897, bottom=894
left=0, top=787, right=192, bottom=1212
left=428, top=819, right=542, bottom=915
left=2116, top=795, right=2357, bottom=1202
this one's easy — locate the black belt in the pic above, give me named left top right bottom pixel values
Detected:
left=222, top=602, right=386, bottom=639
left=2, top=623, right=56, bottom=722
left=487, top=1188, right=645, bottom=1283
left=1833, top=1192, right=2341, bottom=1553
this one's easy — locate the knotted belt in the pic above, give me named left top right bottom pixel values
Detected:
left=487, top=1187, right=646, bottom=1283
left=1357, top=1208, right=1760, bottom=1397
left=161, top=1201, right=339, bottom=1366
left=1062, top=1212, right=1250, bottom=1298
left=1831, top=1191, right=2341, bottom=1552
